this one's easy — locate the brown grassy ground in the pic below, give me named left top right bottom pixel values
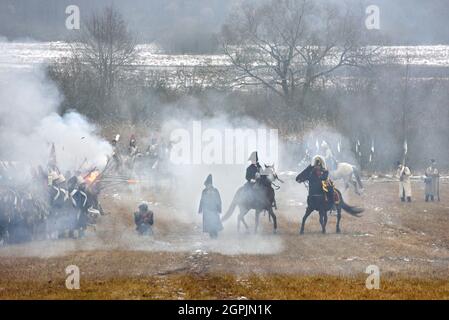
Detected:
left=1, top=275, right=449, bottom=300
left=1, top=179, right=449, bottom=299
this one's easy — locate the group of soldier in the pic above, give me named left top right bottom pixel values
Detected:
left=0, top=144, right=106, bottom=245
left=2, top=132, right=444, bottom=243
left=396, top=159, right=440, bottom=203
left=110, top=133, right=175, bottom=175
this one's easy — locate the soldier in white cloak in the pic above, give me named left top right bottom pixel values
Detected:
left=396, top=161, right=412, bottom=202
left=321, top=141, right=337, bottom=171
left=425, top=159, right=440, bottom=202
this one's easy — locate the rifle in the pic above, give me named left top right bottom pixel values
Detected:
left=437, top=174, right=440, bottom=202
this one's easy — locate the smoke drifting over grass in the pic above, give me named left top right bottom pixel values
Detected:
left=0, top=66, right=286, bottom=257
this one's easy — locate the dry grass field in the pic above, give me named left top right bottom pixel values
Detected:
left=1, top=179, right=449, bottom=299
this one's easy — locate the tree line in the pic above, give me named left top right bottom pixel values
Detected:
left=47, top=2, right=449, bottom=170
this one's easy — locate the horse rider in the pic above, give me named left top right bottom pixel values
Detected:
left=425, top=159, right=440, bottom=202
left=321, top=141, right=337, bottom=171
left=396, top=161, right=412, bottom=202
left=246, top=151, right=262, bottom=185
left=134, top=202, right=154, bottom=236
left=306, top=155, right=335, bottom=207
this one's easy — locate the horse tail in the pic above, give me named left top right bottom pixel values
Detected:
left=352, top=166, right=363, bottom=189
left=337, top=189, right=363, bottom=217
left=222, top=192, right=239, bottom=222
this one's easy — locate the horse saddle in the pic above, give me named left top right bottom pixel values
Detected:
left=321, top=179, right=334, bottom=193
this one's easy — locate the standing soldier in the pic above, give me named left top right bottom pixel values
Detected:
left=198, top=174, right=223, bottom=239
left=425, top=159, right=440, bottom=202
left=128, top=134, right=138, bottom=157
left=397, top=161, right=412, bottom=202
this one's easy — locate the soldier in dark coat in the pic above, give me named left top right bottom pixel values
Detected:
left=306, top=155, right=334, bottom=207
left=198, top=174, right=223, bottom=239
left=134, top=202, right=154, bottom=236
left=246, top=151, right=262, bottom=183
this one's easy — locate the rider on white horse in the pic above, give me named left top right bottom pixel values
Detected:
left=319, top=141, right=364, bottom=195
left=321, top=141, right=337, bottom=171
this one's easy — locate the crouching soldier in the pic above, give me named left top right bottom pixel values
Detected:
left=198, top=174, right=223, bottom=239
left=134, top=202, right=154, bottom=236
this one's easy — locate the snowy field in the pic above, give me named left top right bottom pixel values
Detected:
left=1, top=41, right=449, bottom=71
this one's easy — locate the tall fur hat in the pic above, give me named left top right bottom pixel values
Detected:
left=204, top=174, right=213, bottom=186
left=311, top=155, right=327, bottom=169
left=248, top=151, right=258, bottom=162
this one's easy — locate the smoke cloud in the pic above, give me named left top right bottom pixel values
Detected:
left=0, top=68, right=112, bottom=174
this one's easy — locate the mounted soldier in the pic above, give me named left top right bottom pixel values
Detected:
left=425, top=159, right=440, bottom=202
left=296, top=155, right=363, bottom=234
left=246, top=151, right=262, bottom=184
left=222, top=153, right=282, bottom=234
left=306, top=155, right=335, bottom=207
left=321, top=141, right=337, bottom=171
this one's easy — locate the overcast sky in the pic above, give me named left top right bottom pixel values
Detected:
left=0, top=0, right=448, bottom=45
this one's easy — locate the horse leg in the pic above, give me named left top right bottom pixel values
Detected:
left=336, top=206, right=342, bottom=234
left=300, top=207, right=313, bottom=235
left=321, top=210, right=327, bottom=234
left=268, top=207, right=277, bottom=234
left=351, top=178, right=360, bottom=195
left=344, top=177, right=350, bottom=191
left=238, top=208, right=249, bottom=233
left=255, top=210, right=260, bottom=234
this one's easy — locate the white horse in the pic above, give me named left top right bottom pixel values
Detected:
left=329, top=161, right=364, bottom=195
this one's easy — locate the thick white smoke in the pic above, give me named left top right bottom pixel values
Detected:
left=0, top=68, right=112, bottom=173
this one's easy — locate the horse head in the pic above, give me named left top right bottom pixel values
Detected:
left=296, top=165, right=312, bottom=184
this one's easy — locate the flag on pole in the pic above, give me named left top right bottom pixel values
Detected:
left=48, top=143, right=57, bottom=167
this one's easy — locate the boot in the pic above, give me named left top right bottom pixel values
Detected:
left=407, top=197, right=412, bottom=203
left=431, top=196, right=435, bottom=202
left=425, top=195, right=429, bottom=202
left=401, top=197, right=406, bottom=202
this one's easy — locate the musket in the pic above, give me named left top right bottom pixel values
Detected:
left=437, top=174, right=440, bottom=202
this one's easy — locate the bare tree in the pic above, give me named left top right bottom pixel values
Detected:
left=71, top=5, right=137, bottom=115
left=221, top=0, right=379, bottom=130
